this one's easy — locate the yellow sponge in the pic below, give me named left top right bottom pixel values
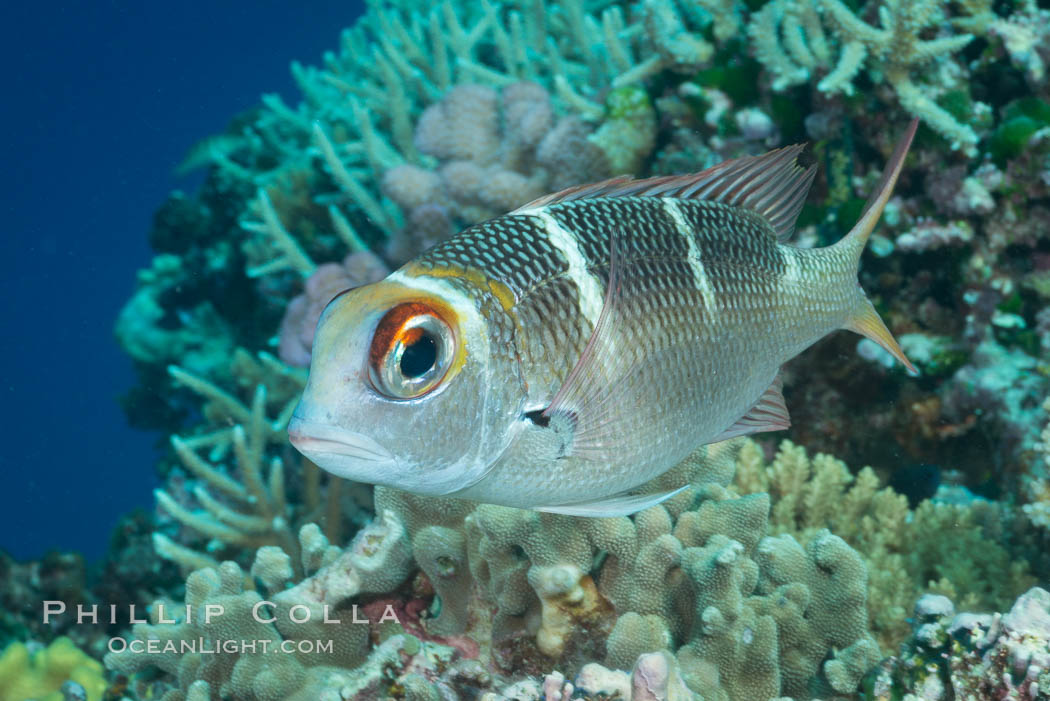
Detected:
left=0, top=637, right=107, bottom=701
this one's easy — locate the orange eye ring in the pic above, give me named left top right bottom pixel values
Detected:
left=368, top=302, right=455, bottom=400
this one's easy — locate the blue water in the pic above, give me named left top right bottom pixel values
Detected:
left=2, top=1, right=363, bottom=560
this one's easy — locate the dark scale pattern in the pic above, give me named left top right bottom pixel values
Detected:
left=677, top=199, right=786, bottom=278
left=545, top=198, right=691, bottom=266
left=412, top=214, right=568, bottom=298
left=513, top=275, right=591, bottom=388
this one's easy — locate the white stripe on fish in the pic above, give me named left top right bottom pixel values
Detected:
left=663, top=199, right=719, bottom=314
left=515, top=206, right=605, bottom=327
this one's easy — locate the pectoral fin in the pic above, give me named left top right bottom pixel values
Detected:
left=538, top=227, right=639, bottom=461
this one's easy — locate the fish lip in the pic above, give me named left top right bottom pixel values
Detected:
left=287, top=417, right=394, bottom=463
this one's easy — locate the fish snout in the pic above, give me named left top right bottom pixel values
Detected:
left=287, top=416, right=397, bottom=479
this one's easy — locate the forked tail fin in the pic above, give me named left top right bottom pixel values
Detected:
left=835, top=118, right=918, bottom=265
left=835, top=119, right=919, bottom=374
left=846, top=297, right=916, bottom=373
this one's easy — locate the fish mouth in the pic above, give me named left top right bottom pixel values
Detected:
left=287, top=417, right=395, bottom=464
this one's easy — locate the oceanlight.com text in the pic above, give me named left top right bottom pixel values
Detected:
left=107, top=637, right=335, bottom=656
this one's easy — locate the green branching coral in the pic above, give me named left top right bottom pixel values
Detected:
left=152, top=353, right=356, bottom=574
left=732, top=438, right=1035, bottom=651
left=199, top=0, right=734, bottom=264
left=750, top=0, right=980, bottom=152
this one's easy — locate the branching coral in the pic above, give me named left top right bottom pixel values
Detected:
left=109, top=2, right=1050, bottom=699
left=153, top=356, right=353, bottom=575
left=750, top=0, right=980, bottom=152
left=214, top=0, right=731, bottom=265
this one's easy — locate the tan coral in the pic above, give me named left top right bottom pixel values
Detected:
left=528, top=565, right=611, bottom=657
left=733, top=438, right=1035, bottom=650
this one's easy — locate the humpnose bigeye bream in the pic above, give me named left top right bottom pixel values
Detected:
left=288, top=119, right=919, bottom=517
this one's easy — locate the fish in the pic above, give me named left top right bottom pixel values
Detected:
left=288, top=119, right=918, bottom=517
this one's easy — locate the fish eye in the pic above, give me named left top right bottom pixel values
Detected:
left=368, top=303, right=455, bottom=400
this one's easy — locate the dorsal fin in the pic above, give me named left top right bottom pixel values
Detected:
left=513, top=144, right=817, bottom=241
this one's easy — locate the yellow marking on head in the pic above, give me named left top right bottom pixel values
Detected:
left=401, top=261, right=518, bottom=312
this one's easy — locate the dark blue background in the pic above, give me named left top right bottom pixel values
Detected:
left=2, top=2, right=364, bottom=560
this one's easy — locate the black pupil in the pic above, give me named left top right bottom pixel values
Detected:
left=400, top=333, right=437, bottom=379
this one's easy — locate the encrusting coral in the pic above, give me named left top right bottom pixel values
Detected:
left=732, top=438, right=1035, bottom=651
left=0, top=637, right=107, bottom=701
left=109, top=441, right=887, bottom=700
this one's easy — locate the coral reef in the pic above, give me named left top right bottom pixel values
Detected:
left=96, top=0, right=1050, bottom=699
left=732, top=439, right=1035, bottom=651
left=1024, top=397, right=1050, bottom=530
left=149, top=355, right=373, bottom=576
left=750, top=0, right=985, bottom=151
left=380, top=80, right=613, bottom=262
left=862, top=587, right=1050, bottom=700
left=113, top=442, right=885, bottom=700
left=116, top=0, right=1050, bottom=503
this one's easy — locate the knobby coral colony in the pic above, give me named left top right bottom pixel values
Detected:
left=5, top=0, right=1039, bottom=698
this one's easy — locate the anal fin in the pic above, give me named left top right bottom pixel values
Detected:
left=710, top=373, right=791, bottom=442
left=535, top=485, right=690, bottom=517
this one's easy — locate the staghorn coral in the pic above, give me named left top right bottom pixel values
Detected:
left=750, top=0, right=980, bottom=152
left=732, top=438, right=1035, bottom=652
left=987, top=0, right=1050, bottom=88
left=219, top=0, right=734, bottom=266
left=152, top=356, right=358, bottom=575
